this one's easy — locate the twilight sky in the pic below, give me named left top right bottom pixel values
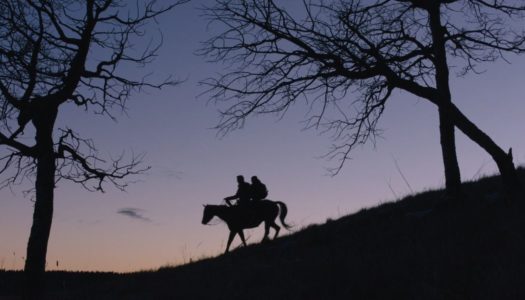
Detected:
left=0, top=1, right=524, bottom=272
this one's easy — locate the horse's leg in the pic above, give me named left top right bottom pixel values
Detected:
left=225, top=231, right=236, bottom=253
left=271, top=204, right=281, bottom=239
left=238, top=230, right=247, bottom=247
left=270, top=221, right=280, bottom=239
left=262, top=222, right=270, bottom=242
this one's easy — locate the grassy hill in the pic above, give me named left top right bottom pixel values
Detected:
left=2, top=168, right=525, bottom=299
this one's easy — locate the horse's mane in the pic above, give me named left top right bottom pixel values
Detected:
left=205, top=204, right=232, bottom=215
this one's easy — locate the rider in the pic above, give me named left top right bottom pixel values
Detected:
left=250, top=176, right=268, bottom=201
left=224, top=175, right=251, bottom=206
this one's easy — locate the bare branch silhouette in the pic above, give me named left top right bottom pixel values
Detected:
left=201, top=0, right=523, bottom=198
left=0, top=0, right=187, bottom=295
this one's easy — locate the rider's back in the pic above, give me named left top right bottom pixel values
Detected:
left=251, top=181, right=268, bottom=201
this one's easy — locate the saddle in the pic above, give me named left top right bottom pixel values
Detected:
left=232, top=201, right=262, bottom=218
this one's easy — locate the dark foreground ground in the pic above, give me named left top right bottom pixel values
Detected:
left=2, top=168, right=525, bottom=299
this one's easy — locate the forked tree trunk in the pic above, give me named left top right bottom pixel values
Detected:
left=426, top=4, right=520, bottom=200
left=449, top=104, right=521, bottom=199
left=24, top=107, right=58, bottom=299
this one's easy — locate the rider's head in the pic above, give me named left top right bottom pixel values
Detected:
left=236, top=175, right=245, bottom=183
left=251, top=176, right=259, bottom=183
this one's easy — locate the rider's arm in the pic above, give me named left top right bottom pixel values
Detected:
left=224, top=195, right=236, bottom=206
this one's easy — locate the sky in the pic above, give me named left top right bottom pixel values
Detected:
left=0, top=0, right=524, bottom=273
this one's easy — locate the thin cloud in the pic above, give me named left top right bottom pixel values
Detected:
left=117, top=208, right=151, bottom=222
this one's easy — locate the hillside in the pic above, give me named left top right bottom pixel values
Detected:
left=2, top=168, right=525, bottom=299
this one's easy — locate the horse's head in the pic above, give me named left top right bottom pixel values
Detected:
left=201, top=205, right=215, bottom=225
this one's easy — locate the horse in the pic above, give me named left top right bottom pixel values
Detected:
left=202, top=200, right=292, bottom=253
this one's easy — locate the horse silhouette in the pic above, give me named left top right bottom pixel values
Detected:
left=202, top=200, right=292, bottom=253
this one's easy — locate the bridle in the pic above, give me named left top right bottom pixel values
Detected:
left=202, top=204, right=223, bottom=226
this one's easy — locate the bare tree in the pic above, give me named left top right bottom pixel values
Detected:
left=201, top=0, right=524, bottom=199
left=0, top=0, right=186, bottom=295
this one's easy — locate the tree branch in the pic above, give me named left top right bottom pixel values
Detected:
left=55, top=129, right=149, bottom=192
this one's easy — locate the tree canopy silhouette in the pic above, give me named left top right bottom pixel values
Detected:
left=201, top=0, right=524, bottom=199
left=0, top=0, right=186, bottom=296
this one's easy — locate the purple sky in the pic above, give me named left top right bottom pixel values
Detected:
left=0, top=1, right=524, bottom=272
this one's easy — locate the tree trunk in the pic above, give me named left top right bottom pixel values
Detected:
left=426, top=4, right=520, bottom=200
left=24, top=107, right=58, bottom=299
left=449, top=103, right=521, bottom=199
left=438, top=107, right=462, bottom=199
left=429, top=5, right=462, bottom=200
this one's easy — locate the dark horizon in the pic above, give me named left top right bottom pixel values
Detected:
left=0, top=0, right=524, bottom=273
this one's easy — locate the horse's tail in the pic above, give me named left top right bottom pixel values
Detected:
left=275, top=201, right=292, bottom=230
